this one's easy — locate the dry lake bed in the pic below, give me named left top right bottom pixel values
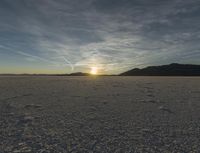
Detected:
left=0, top=76, right=200, bottom=153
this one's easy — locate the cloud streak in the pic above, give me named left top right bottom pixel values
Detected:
left=0, top=0, right=200, bottom=74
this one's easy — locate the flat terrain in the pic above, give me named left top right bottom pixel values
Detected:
left=0, top=76, right=200, bottom=153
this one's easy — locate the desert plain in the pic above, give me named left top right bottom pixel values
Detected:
left=0, top=76, right=200, bottom=153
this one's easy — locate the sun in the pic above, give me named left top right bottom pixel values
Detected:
left=90, top=67, right=98, bottom=75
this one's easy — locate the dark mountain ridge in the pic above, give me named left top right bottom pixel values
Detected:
left=120, top=63, right=200, bottom=76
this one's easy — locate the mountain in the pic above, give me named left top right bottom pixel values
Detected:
left=120, top=63, right=200, bottom=76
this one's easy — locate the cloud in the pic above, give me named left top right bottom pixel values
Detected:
left=0, top=0, right=200, bottom=74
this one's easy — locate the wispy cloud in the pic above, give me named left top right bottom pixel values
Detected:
left=0, top=0, right=200, bottom=74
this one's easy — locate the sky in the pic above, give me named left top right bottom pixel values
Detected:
left=0, top=0, right=200, bottom=74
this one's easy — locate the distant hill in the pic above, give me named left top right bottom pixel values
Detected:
left=67, top=72, right=89, bottom=76
left=120, top=63, right=200, bottom=76
left=0, top=72, right=90, bottom=76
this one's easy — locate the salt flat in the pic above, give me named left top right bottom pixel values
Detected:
left=0, top=76, right=200, bottom=153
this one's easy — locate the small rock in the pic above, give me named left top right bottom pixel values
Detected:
left=159, top=106, right=174, bottom=114
left=24, top=104, right=42, bottom=109
left=140, top=100, right=156, bottom=103
left=7, top=112, right=15, bottom=116
left=140, top=128, right=153, bottom=133
left=23, top=116, right=34, bottom=121
left=17, top=116, right=34, bottom=125
left=102, top=100, right=108, bottom=104
left=13, top=146, right=32, bottom=153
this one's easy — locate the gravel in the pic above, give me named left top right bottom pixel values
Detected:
left=0, top=76, right=200, bottom=153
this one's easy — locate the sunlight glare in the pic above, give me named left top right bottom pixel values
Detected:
left=90, top=67, right=98, bottom=75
